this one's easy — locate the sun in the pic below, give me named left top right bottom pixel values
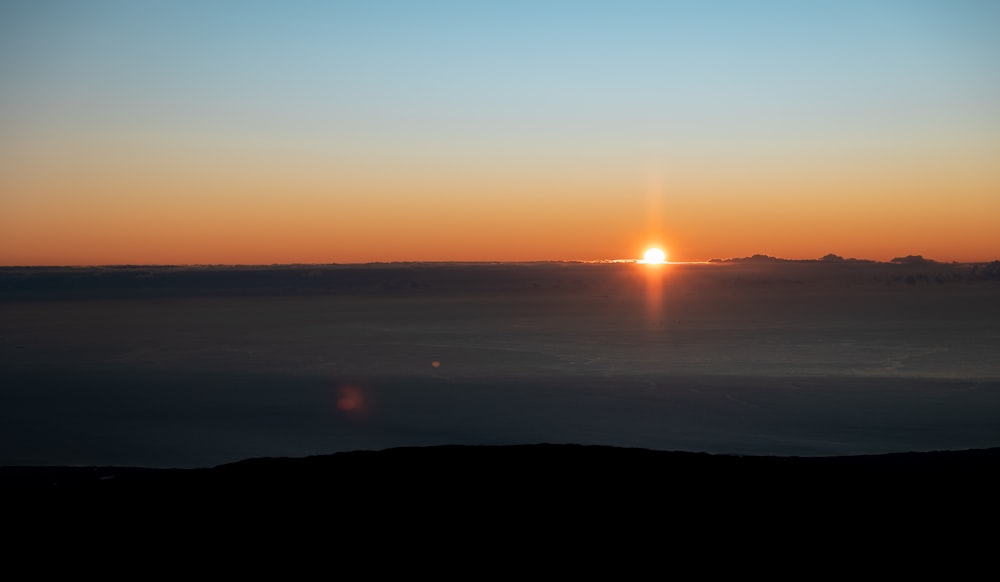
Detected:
left=642, top=248, right=667, bottom=264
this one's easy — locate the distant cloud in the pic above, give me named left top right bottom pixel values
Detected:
left=891, top=255, right=934, bottom=265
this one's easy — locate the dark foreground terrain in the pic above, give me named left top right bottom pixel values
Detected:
left=5, top=443, right=999, bottom=491
left=5, top=444, right=1000, bottom=550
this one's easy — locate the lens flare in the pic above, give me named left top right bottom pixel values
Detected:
left=336, top=385, right=363, bottom=412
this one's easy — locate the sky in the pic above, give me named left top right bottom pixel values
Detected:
left=1, top=0, right=998, bottom=265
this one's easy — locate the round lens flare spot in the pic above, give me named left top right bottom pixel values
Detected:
left=642, top=248, right=667, bottom=264
left=336, top=385, right=363, bottom=412
left=431, top=360, right=441, bottom=368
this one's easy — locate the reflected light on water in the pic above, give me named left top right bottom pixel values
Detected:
left=643, top=262, right=667, bottom=327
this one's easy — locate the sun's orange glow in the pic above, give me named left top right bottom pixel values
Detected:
left=642, top=248, right=667, bottom=264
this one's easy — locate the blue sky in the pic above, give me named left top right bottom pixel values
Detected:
left=2, top=1, right=998, bottom=263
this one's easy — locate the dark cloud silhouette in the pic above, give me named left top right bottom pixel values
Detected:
left=891, top=255, right=935, bottom=265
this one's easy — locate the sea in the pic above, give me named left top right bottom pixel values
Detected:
left=2, top=260, right=998, bottom=467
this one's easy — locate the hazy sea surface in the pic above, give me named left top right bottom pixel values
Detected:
left=2, top=261, right=998, bottom=467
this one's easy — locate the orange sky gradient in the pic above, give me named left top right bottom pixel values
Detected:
left=2, top=2, right=998, bottom=265
left=3, top=131, right=997, bottom=265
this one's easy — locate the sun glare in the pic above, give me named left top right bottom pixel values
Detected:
left=642, top=248, right=666, bottom=264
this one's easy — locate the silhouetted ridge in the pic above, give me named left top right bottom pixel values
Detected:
left=4, top=444, right=999, bottom=491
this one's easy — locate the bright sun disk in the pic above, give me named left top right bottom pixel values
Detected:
left=643, top=248, right=666, bottom=264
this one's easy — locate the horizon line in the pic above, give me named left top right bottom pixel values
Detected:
left=1, top=255, right=995, bottom=269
